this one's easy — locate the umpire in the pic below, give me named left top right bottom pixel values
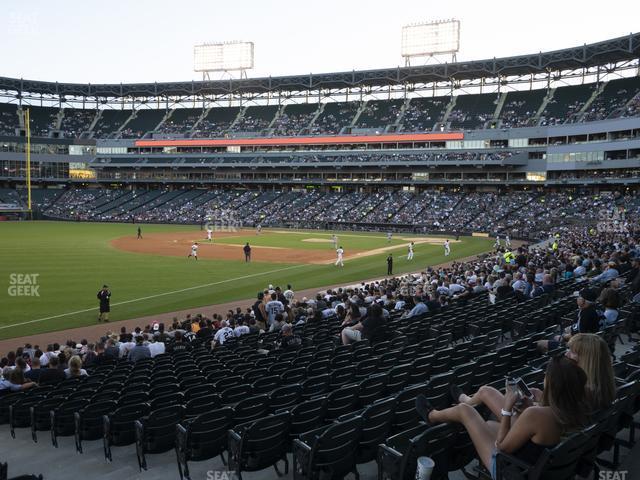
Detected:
left=387, top=254, right=393, bottom=275
left=97, top=285, right=111, bottom=322
left=244, top=243, right=252, bottom=262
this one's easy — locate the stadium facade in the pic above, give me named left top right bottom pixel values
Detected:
left=0, top=33, right=638, bottom=229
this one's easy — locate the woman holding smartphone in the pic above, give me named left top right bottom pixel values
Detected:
left=415, top=356, right=589, bottom=479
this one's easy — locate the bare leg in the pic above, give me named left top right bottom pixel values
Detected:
left=428, top=403, right=496, bottom=471
left=459, top=385, right=505, bottom=419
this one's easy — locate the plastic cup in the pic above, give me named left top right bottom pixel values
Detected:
left=415, top=456, right=435, bottom=480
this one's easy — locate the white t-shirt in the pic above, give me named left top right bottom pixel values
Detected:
left=234, top=325, right=250, bottom=337
left=148, top=342, right=165, bottom=358
left=214, top=327, right=235, bottom=345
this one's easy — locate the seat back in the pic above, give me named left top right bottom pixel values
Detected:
left=229, top=412, right=291, bottom=472
left=268, top=384, right=303, bottom=413
left=289, top=396, right=327, bottom=437
left=353, top=397, right=396, bottom=463
left=325, top=384, right=360, bottom=422
left=299, top=416, right=363, bottom=479
left=233, top=394, right=269, bottom=425
left=178, top=407, right=233, bottom=462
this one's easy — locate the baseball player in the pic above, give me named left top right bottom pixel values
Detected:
left=335, top=246, right=344, bottom=267
left=444, top=239, right=451, bottom=257
left=494, top=235, right=501, bottom=249
left=256, top=224, right=262, bottom=235
left=386, top=232, right=393, bottom=243
left=505, top=234, right=512, bottom=249
left=206, top=225, right=213, bottom=242
left=407, top=242, right=415, bottom=260
left=331, top=234, right=338, bottom=249
left=188, top=242, right=199, bottom=260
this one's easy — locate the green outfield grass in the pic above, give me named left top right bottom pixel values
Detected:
left=0, top=221, right=494, bottom=340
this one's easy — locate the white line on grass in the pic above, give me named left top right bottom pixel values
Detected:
left=0, top=263, right=309, bottom=330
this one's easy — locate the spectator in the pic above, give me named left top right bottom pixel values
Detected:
left=24, top=357, right=42, bottom=382
left=38, top=356, right=66, bottom=384
left=341, top=303, right=387, bottom=345
left=0, top=367, right=37, bottom=394
left=212, top=321, right=235, bottom=349
left=415, top=356, right=589, bottom=478
left=148, top=336, right=166, bottom=358
left=64, top=355, right=88, bottom=378
left=127, top=336, right=151, bottom=362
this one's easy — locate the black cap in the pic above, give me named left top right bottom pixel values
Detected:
left=579, top=288, right=598, bottom=302
left=103, top=285, right=109, bottom=288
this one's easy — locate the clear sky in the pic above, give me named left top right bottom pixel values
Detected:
left=1, top=0, right=638, bottom=84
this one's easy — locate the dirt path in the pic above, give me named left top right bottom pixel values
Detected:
left=111, top=231, right=342, bottom=264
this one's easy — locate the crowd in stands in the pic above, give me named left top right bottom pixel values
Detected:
left=37, top=188, right=640, bottom=242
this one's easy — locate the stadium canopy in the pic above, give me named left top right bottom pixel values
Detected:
left=0, top=33, right=638, bottom=99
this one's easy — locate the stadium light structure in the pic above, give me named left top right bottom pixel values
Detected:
left=194, top=41, right=254, bottom=80
left=401, top=19, right=460, bottom=66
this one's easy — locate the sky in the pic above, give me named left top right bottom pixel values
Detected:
left=1, top=0, right=638, bottom=84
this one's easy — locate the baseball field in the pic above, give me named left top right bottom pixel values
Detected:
left=0, top=221, right=495, bottom=340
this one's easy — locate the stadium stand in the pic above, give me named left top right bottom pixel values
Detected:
left=499, top=89, right=547, bottom=128
left=193, top=106, right=241, bottom=137
left=539, top=83, right=598, bottom=126
left=309, top=101, right=361, bottom=135
left=157, top=108, right=202, bottom=136
left=92, top=110, right=132, bottom=139
left=231, top=105, right=279, bottom=134
left=119, top=109, right=166, bottom=139
left=60, top=108, right=96, bottom=138
left=23, top=106, right=59, bottom=137
left=581, top=76, right=640, bottom=122
left=448, top=93, right=499, bottom=130
left=354, top=99, right=404, bottom=130
left=401, top=96, right=450, bottom=132
left=0, top=103, right=18, bottom=136
left=271, top=103, right=319, bottom=136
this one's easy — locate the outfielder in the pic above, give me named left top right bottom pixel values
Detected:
left=335, top=246, right=344, bottom=267
left=444, top=239, right=451, bottom=256
left=505, top=234, right=512, bottom=249
left=407, top=242, right=415, bottom=260
left=494, top=235, right=501, bottom=249
left=206, top=226, right=213, bottom=242
left=331, top=234, right=338, bottom=249
left=386, top=232, right=393, bottom=243
left=188, top=242, right=199, bottom=260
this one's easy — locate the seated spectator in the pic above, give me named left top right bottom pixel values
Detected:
left=270, top=313, right=286, bottom=333
left=415, top=355, right=589, bottom=478
left=537, top=288, right=601, bottom=353
left=148, top=336, right=165, bottom=358
left=0, top=367, right=37, bottom=394
left=276, top=323, right=301, bottom=351
left=127, top=336, right=151, bottom=362
left=64, top=355, right=88, bottom=378
left=565, top=333, right=616, bottom=412
left=341, top=303, right=387, bottom=345
left=38, top=356, right=66, bottom=384
left=212, top=321, right=235, bottom=349
left=234, top=318, right=250, bottom=337
left=82, top=344, right=97, bottom=367
left=169, top=331, right=192, bottom=353
left=104, top=339, right=120, bottom=360
left=403, top=295, right=428, bottom=318
left=598, top=286, right=620, bottom=326
left=592, top=261, right=619, bottom=283
left=24, top=357, right=42, bottom=382
left=197, top=320, right=213, bottom=339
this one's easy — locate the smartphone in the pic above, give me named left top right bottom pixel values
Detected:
left=515, top=377, right=534, bottom=400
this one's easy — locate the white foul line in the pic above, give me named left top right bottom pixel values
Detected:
left=0, top=263, right=309, bottom=331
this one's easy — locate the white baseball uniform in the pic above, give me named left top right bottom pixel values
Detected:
left=207, top=228, right=213, bottom=241
left=189, top=243, right=198, bottom=258
left=335, top=248, right=344, bottom=267
left=444, top=240, right=451, bottom=256
left=407, top=243, right=414, bottom=260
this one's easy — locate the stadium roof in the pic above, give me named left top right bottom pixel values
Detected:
left=1, top=33, right=638, bottom=99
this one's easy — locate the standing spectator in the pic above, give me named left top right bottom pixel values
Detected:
left=97, top=285, right=111, bottom=323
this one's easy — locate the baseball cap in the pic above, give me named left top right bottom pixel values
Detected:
left=152, top=323, right=160, bottom=331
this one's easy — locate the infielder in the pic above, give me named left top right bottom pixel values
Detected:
left=332, top=234, right=338, bottom=249
left=188, top=242, right=199, bottom=260
left=505, top=234, right=512, bottom=248
left=335, top=246, right=344, bottom=267
left=444, top=239, right=451, bottom=256
left=256, top=224, right=262, bottom=235
left=407, top=242, right=415, bottom=260
left=494, top=235, right=501, bottom=249
left=206, top=226, right=213, bottom=242
left=386, top=232, right=393, bottom=243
